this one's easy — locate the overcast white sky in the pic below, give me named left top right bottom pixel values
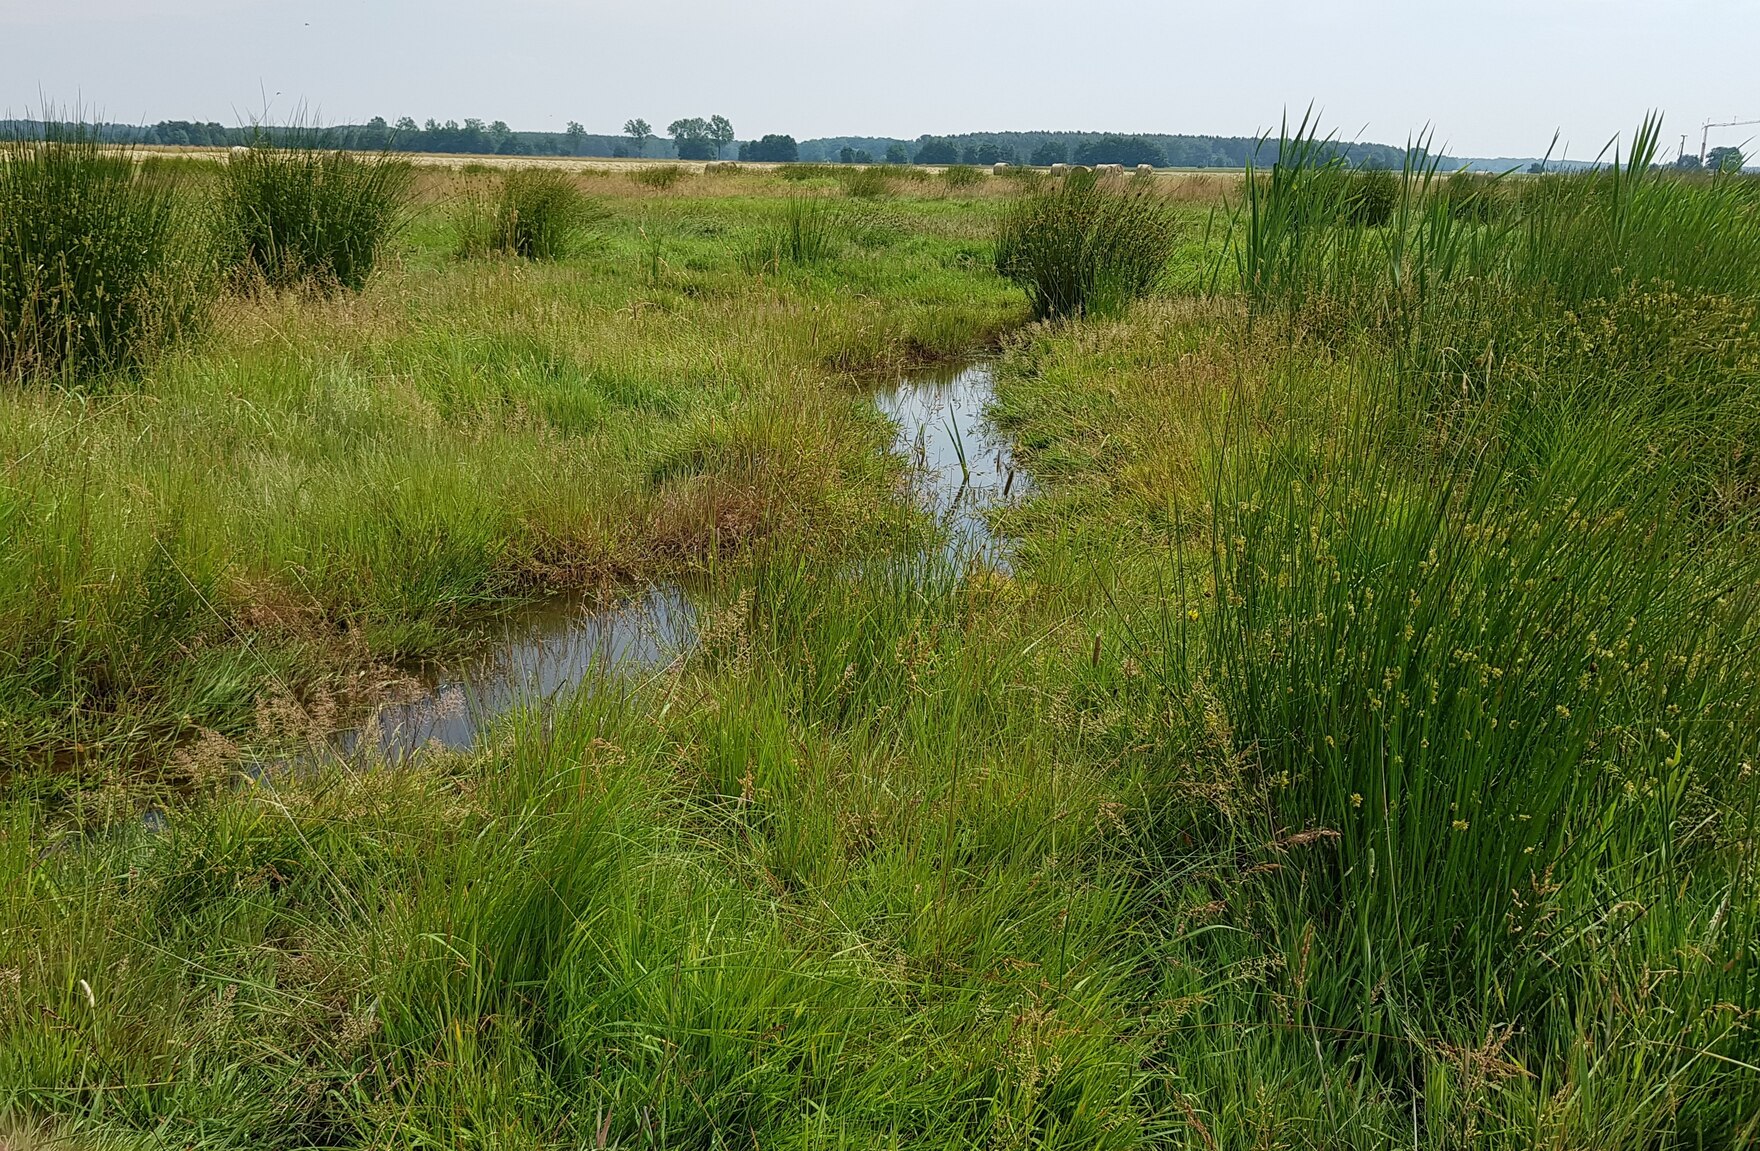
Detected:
left=4, top=0, right=1757, bottom=158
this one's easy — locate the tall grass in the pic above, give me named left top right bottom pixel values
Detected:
left=1167, top=374, right=1760, bottom=1132
left=942, top=164, right=982, bottom=189
left=629, top=163, right=684, bottom=190
left=743, top=197, right=840, bottom=271
left=0, top=119, right=209, bottom=383
left=456, top=169, right=602, bottom=260
left=220, top=128, right=412, bottom=291
left=839, top=166, right=894, bottom=199
left=995, top=170, right=1182, bottom=318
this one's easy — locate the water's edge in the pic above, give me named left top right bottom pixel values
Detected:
left=277, top=361, right=1022, bottom=767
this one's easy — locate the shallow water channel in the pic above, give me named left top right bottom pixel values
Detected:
left=302, top=361, right=1022, bottom=764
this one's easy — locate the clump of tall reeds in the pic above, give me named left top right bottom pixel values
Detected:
left=0, top=118, right=210, bottom=383
left=994, top=170, right=1181, bottom=318
left=839, top=167, right=894, bottom=199
left=456, top=169, right=603, bottom=260
left=941, top=164, right=981, bottom=189
left=743, top=197, right=840, bottom=271
left=1170, top=369, right=1760, bottom=1135
left=630, top=164, right=684, bottom=190
left=219, top=127, right=413, bottom=291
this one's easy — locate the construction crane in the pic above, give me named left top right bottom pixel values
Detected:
left=1701, top=118, right=1760, bottom=165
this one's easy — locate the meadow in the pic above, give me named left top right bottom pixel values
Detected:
left=1, top=124, right=1756, bottom=1149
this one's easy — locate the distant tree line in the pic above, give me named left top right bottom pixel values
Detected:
left=9, top=119, right=1651, bottom=172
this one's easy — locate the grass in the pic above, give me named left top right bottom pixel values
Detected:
left=4, top=117, right=1759, bottom=1149
left=628, top=163, right=685, bottom=190
left=455, top=169, right=603, bottom=260
left=0, top=171, right=1022, bottom=784
left=995, top=170, right=1185, bottom=318
left=744, top=196, right=843, bottom=271
left=220, top=128, right=413, bottom=291
left=0, top=118, right=209, bottom=383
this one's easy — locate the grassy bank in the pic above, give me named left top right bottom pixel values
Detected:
left=3, top=128, right=1757, bottom=1148
left=1, top=163, right=1024, bottom=788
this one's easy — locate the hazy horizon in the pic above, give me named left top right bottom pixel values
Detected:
left=5, top=0, right=1758, bottom=161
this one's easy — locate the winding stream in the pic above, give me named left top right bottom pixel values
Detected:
left=303, top=361, right=1021, bottom=764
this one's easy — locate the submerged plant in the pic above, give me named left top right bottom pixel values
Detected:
left=220, top=125, right=413, bottom=291
left=0, top=117, right=210, bottom=383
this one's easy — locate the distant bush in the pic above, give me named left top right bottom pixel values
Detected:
left=630, top=164, right=685, bottom=189
left=778, top=164, right=838, bottom=182
left=1, top=119, right=210, bottom=383
left=743, top=197, right=840, bottom=272
left=457, top=169, right=602, bottom=260
left=220, top=129, right=412, bottom=291
left=942, top=165, right=982, bottom=189
left=995, top=170, right=1181, bottom=318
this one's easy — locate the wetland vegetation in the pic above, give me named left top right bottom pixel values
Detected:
left=2, top=118, right=1757, bottom=1149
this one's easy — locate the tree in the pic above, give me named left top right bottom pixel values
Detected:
left=623, top=118, right=654, bottom=157
left=854, top=149, right=873, bottom=164
left=1673, top=153, right=1703, bottom=172
left=668, top=117, right=715, bottom=160
left=739, top=134, right=798, bottom=162
left=708, top=115, right=735, bottom=158
left=885, top=143, right=909, bottom=165
left=395, top=117, right=418, bottom=133
left=839, top=146, right=856, bottom=164
left=565, top=121, right=584, bottom=155
left=1707, top=146, right=1745, bottom=173
left=913, top=137, right=959, bottom=165
left=1073, top=134, right=1165, bottom=167
left=1030, top=140, right=1066, bottom=166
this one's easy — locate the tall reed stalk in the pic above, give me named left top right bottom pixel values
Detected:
left=1, top=118, right=209, bottom=382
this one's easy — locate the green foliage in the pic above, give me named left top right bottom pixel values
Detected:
left=839, top=166, right=894, bottom=199
left=744, top=197, right=840, bottom=271
left=1707, top=145, right=1745, bottom=173
left=629, top=163, right=685, bottom=189
left=741, top=135, right=799, bottom=163
left=1072, top=134, right=1166, bottom=168
left=220, top=129, right=413, bottom=291
left=941, top=164, right=982, bottom=189
left=995, top=171, right=1182, bottom=318
left=456, top=169, right=603, bottom=260
left=913, top=137, right=959, bottom=165
left=0, top=118, right=210, bottom=383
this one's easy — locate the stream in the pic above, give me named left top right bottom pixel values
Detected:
left=298, top=361, right=1022, bottom=764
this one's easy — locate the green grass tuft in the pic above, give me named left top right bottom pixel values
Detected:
left=456, top=169, right=603, bottom=260
left=219, top=127, right=413, bottom=292
left=0, top=117, right=210, bottom=383
left=995, top=170, right=1183, bottom=318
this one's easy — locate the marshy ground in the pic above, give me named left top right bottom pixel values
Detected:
left=3, top=146, right=1758, bottom=1149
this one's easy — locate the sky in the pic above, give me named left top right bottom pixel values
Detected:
left=4, top=0, right=1757, bottom=160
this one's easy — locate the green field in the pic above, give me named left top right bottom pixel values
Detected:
left=3, top=134, right=1758, bottom=1149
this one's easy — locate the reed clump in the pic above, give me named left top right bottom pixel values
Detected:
left=630, top=164, right=685, bottom=190
left=1, top=119, right=210, bottom=382
left=941, top=164, right=982, bottom=189
left=743, top=197, right=841, bottom=271
left=456, top=169, right=603, bottom=260
left=839, top=167, right=895, bottom=199
left=219, top=128, right=413, bottom=291
left=994, top=170, right=1182, bottom=318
